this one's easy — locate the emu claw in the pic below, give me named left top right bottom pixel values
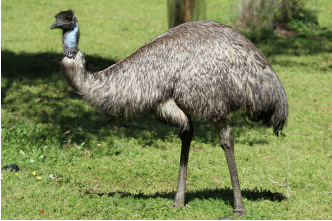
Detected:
left=219, top=211, right=245, bottom=220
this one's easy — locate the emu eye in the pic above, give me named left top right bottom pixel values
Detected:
left=66, top=19, right=71, bottom=22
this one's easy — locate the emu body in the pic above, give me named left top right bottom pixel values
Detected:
left=51, top=10, right=288, bottom=219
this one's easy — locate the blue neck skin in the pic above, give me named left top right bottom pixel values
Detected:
left=62, top=21, right=80, bottom=58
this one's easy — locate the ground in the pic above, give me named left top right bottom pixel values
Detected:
left=1, top=0, right=332, bottom=219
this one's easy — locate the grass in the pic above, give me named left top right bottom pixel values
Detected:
left=1, top=0, right=332, bottom=219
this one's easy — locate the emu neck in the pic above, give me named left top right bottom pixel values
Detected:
left=62, top=22, right=79, bottom=57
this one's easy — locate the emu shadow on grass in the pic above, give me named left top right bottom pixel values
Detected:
left=88, top=187, right=286, bottom=204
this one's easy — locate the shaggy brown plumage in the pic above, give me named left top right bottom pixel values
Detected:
left=61, top=20, right=288, bottom=134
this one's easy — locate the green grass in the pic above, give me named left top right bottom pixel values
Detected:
left=1, top=0, right=332, bottom=219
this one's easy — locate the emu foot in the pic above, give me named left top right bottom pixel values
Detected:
left=219, top=211, right=245, bottom=220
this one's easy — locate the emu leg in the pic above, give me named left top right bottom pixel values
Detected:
left=211, top=120, right=245, bottom=219
left=173, top=117, right=194, bottom=208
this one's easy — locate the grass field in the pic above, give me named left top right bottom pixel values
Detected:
left=1, top=0, right=332, bottom=219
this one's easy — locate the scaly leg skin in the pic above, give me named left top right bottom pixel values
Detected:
left=211, top=120, right=246, bottom=220
left=173, top=116, right=194, bottom=208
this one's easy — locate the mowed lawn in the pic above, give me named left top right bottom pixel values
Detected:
left=1, top=0, right=332, bottom=219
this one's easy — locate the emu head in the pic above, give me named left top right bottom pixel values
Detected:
left=50, top=10, right=77, bottom=30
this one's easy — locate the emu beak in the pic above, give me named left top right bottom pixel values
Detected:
left=50, top=21, right=59, bottom=30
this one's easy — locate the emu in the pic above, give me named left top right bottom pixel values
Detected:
left=51, top=10, right=288, bottom=219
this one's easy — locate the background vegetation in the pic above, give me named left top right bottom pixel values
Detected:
left=1, top=0, right=332, bottom=219
left=237, top=0, right=280, bottom=30
left=236, top=0, right=320, bottom=31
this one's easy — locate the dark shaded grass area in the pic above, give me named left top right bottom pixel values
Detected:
left=1, top=50, right=116, bottom=102
left=242, top=28, right=332, bottom=57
